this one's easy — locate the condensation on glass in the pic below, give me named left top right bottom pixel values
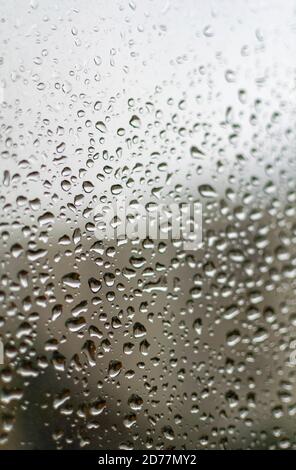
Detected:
left=0, top=0, right=296, bottom=450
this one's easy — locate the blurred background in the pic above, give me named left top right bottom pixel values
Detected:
left=1, top=0, right=296, bottom=449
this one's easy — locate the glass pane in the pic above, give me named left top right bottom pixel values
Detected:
left=1, top=0, right=296, bottom=450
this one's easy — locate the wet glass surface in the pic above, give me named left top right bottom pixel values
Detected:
left=1, top=0, right=296, bottom=450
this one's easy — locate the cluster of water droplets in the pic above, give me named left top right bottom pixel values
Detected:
left=1, top=0, right=296, bottom=450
